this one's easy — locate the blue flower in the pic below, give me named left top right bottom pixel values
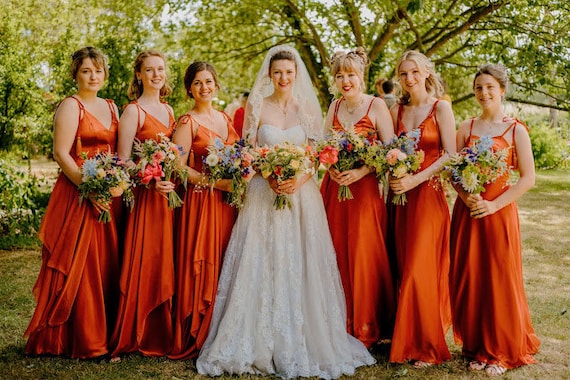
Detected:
left=81, top=158, right=98, bottom=177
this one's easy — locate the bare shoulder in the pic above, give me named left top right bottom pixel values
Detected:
left=435, top=98, right=453, bottom=114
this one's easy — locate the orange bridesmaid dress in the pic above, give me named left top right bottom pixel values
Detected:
left=169, top=113, right=238, bottom=359
left=450, top=119, right=540, bottom=368
left=25, top=96, right=121, bottom=358
left=389, top=100, right=452, bottom=364
left=320, top=97, right=396, bottom=348
left=110, top=102, right=175, bottom=357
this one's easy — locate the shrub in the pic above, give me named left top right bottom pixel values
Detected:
left=0, top=159, right=51, bottom=249
left=528, top=122, right=570, bottom=170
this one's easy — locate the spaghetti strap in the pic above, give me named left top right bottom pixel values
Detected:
left=105, top=99, right=118, bottom=124
left=499, top=120, right=517, bottom=138
left=69, top=96, right=85, bottom=123
left=365, top=97, right=376, bottom=115
left=468, top=118, right=476, bottom=138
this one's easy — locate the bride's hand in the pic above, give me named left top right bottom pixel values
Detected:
left=278, top=178, right=297, bottom=195
left=267, top=176, right=282, bottom=194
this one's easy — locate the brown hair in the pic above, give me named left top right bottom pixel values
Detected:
left=395, top=50, right=443, bottom=104
left=268, top=49, right=297, bottom=75
left=70, top=46, right=109, bottom=81
left=128, top=50, right=172, bottom=100
left=473, top=63, right=509, bottom=91
left=183, top=61, right=220, bottom=99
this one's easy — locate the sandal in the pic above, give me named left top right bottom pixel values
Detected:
left=486, top=363, right=507, bottom=376
left=413, top=360, right=434, bottom=368
left=468, top=360, right=487, bottom=371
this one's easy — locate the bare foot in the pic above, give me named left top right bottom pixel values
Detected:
left=110, top=356, right=121, bottom=363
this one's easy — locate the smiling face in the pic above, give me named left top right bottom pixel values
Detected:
left=474, top=73, right=505, bottom=110
left=335, top=69, right=362, bottom=98
left=189, top=69, right=217, bottom=102
left=269, top=59, right=296, bottom=94
left=75, top=58, right=105, bottom=93
left=137, top=55, right=166, bottom=92
left=397, top=59, right=429, bottom=95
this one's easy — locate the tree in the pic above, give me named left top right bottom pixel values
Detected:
left=164, top=0, right=569, bottom=115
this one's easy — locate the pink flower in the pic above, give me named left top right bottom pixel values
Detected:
left=152, top=151, right=166, bottom=162
left=386, top=148, right=403, bottom=165
left=319, top=145, right=339, bottom=165
left=140, top=163, right=165, bottom=184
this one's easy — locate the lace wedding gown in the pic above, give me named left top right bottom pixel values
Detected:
left=196, top=124, right=375, bottom=379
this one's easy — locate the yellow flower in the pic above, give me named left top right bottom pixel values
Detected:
left=109, top=186, right=124, bottom=197
left=290, top=159, right=300, bottom=170
left=393, top=164, right=408, bottom=178
left=96, top=168, right=106, bottom=179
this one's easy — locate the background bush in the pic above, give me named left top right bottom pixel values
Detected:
left=528, top=121, right=570, bottom=169
left=0, top=158, right=51, bottom=249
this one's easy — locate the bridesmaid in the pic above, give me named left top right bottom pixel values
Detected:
left=388, top=50, right=456, bottom=367
left=111, top=50, right=176, bottom=359
left=24, top=46, right=121, bottom=358
left=450, top=64, right=539, bottom=376
left=320, top=47, right=396, bottom=348
left=169, top=61, right=238, bottom=359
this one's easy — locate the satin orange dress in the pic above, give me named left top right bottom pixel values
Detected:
left=450, top=119, right=540, bottom=368
left=320, top=98, right=396, bottom=348
left=25, top=96, right=121, bottom=358
left=389, top=100, right=452, bottom=364
left=169, top=113, right=238, bottom=359
left=110, top=102, right=175, bottom=357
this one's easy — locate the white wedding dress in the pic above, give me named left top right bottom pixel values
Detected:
left=196, top=124, right=375, bottom=379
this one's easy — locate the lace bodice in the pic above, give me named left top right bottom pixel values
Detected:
left=257, top=124, right=306, bottom=146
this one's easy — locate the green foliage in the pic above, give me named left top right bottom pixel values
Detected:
left=0, top=159, right=51, bottom=249
left=529, top=121, right=570, bottom=169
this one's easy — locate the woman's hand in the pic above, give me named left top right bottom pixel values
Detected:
left=277, top=178, right=298, bottom=195
left=213, top=178, right=233, bottom=193
left=470, top=197, right=499, bottom=218
left=389, top=173, right=420, bottom=194
left=329, top=166, right=370, bottom=186
left=88, top=195, right=111, bottom=215
left=154, top=180, right=176, bottom=196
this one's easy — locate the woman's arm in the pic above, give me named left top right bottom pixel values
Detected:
left=117, top=104, right=139, bottom=162
left=52, top=98, right=82, bottom=186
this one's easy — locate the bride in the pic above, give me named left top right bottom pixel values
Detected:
left=196, top=45, right=375, bottom=379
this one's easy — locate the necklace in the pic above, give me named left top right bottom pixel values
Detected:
left=270, top=98, right=289, bottom=115
left=345, top=96, right=364, bottom=114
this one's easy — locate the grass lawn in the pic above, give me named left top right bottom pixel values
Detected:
left=0, top=170, right=569, bottom=379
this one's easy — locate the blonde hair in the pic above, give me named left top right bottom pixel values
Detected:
left=395, top=50, right=443, bottom=104
left=128, top=50, right=172, bottom=100
left=329, top=47, right=369, bottom=95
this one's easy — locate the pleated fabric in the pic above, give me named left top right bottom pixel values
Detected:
left=450, top=120, right=540, bottom=368
left=320, top=97, right=396, bottom=348
left=110, top=102, right=175, bottom=357
left=389, top=100, right=452, bottom=364
left=169, top=113, right=238, bottom=359
left=25, top=97, right=121, bottom=358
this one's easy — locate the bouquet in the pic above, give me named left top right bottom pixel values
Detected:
left=79, top=150, right=134, bottom=223
left=381, top=129, right=425, bottom=205
left=203, top=137, right=256, bottom=209
left=441, top=135, right=509, bottom=195
left=130, top=133, right=189, bottom=208
left=316, top=127, right=372, bottom=201
left=254, top=142, right=315, bottom=210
